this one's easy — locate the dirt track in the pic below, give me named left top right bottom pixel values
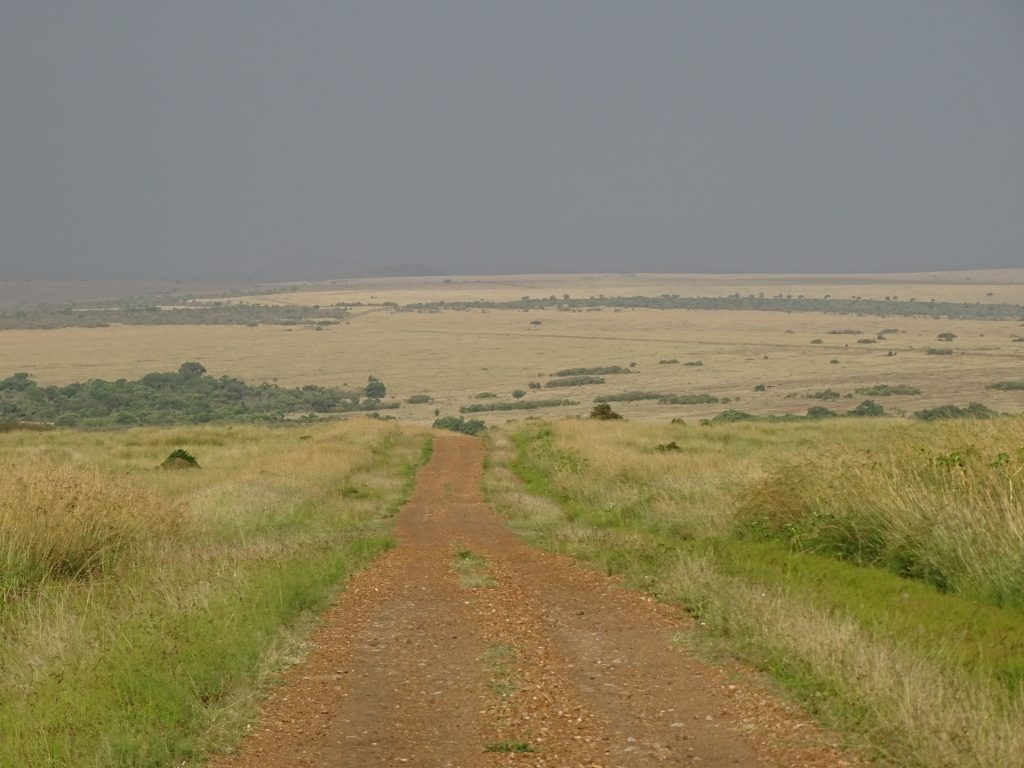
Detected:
left=208, top=435, right=853, bottom=768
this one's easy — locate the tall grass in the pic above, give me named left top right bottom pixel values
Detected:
left=485, top=416, right=1024, bottom=767
left=0, top=419, right=428, bottom=767
left=1, top=461, right=183, bottom=594
left=738, top=421, right=1024, bottom=606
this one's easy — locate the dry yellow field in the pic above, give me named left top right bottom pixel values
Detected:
left=2, top=270, right=1022, bottom=424
left=229, top=268, right=1024, bottom=307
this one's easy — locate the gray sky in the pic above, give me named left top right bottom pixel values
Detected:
left=1, top=2, right=1022, bottom=280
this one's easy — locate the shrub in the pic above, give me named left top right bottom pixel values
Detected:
left=915, top=403, right=996, bottom=421
left=856, top=338, right=877, bottom=344
left=683, top=360, right=704, bottom=367
left=589, top=403, right=622, bottom=420
left=655, top=441, right=681, bottom=452
left=475, top=392, right=497, bottom=399
left=364, top=376, right=387, bottom=398
left=407, top=394, right=432, bottom=404
left=554, top=366, right=631, bottom=376
left=527, top=382, right=542, bottom=390
left=545, top=376, right=605, bottom=388
left=925, top=348, right=954, bottom=356
left=460, top=399, right=576, bottom=413
left=987, top=381, right=1024, bottom=391
left=936, top=332, right=957, bottom=341
left=854, top=384, right=922, bottom=397
left=511, top=389, right=526, bottom=399
left=658, top=394, right=720, bottom=405
left=806, top=389, right=841, bottom=401
left=160, top=449, right=200, bottom=469
left=432, top=415, right=486, bottom=435
left=753, top=384, right=766, bottom=392
left=848, top=400, right=886, bottom=417
left=659, top=359, right=679, bottom=365
left=810, top=339, right=823, bottom=344
left=709, top=409, right=756, bottom=423
left=594, top=391, right=662, bottom=403
left=806, top=406, right=838, bottom=419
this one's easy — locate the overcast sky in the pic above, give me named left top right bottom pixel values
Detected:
left=1, top=2, right=1022, bottom=279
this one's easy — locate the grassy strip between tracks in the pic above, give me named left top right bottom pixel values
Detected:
left=0, top=419, right=430, bottom=768
left=484, top=418, right=1024, bottom=768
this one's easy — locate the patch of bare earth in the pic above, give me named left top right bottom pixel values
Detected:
left=207, top=435, right=856, bottom=768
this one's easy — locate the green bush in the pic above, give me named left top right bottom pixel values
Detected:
left=847, top=400, right=886, bottom=417
left=806, top=389, right=841, bottom=401
left=160, top=449, right=200, bottom=469
left=545, top=376, right=605, bottom=388
left=554, top=366, right=632, bottom=376
left=406, top=394, right=432, bottom=404
left=709, top=409, right=756, bottom=423
left=915, top=403, right=996, bottom=421
left=589, top=403, right=622, bottom=420
left=432, top=415, right=486, bottom=435
left=854, top=384, right=922, bottom=396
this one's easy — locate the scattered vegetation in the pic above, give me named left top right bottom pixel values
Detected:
left=460, top=399, right=577, bottom=413
left=659, top=358, right=679, bottom=364
left=399, top=294, right=1024, bottom=321
left=406, top=394, right=432, bottom=404
left=806, top=388, right=841, bottom=401
left=544, top=375, right=605, bottom=388
left=988, top=381, right=1024, bottom=391
left=553, top=366, right=632, bottom=376
left=0, top=302, right=348, bottom=330
left=854, top=384, right=922, bottom=397
left=925, top=347, right=954, bottom=356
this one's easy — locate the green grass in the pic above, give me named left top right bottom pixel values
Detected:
left=453, top=548, right=498, bottom=588
left=484, top=741, right=534, bottom=753
left=485, top=418, right=1024, bottom=767
left=0, top=420, right=429, bottom=767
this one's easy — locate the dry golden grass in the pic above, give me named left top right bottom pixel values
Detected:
left=0, top=418, right=427, bottom=767
left=485, top=416, right=1024, bottom=767
left=225, top=268, right=1024, bottom=306
left=1, top=271, right=1021, bottom=423
left=0, top=461, right=183, bottom=593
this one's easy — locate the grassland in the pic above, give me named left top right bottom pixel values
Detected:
left=483, top=416, right=1024, bottom=767
left=2, top=271, right=1022, bottom=425
left=1, top=270, right=1023, bottom=765
left=0, top=419, right=428, bottom=767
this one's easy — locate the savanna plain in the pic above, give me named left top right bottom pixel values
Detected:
left=1, top=271, right=1023, bottom=767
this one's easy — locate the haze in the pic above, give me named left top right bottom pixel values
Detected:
left=1, top=2, right=1022, bottom=280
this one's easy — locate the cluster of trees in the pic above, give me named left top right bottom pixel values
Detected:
left=553, top=366, right=632, bottom=376
left=0, top=365, right=395, bottom=427
left=459, top=398, right=577, bottom=413
left=594, top=391, right=720, bottom=405
left=396, top=294, right=1024, bottom=321
left=0, top=303, right=348, bottom=330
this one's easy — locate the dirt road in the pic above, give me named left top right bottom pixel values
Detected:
left=208, top=435, right=852, bottom=768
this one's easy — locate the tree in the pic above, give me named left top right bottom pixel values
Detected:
left=365, top=376, right=386, bottom=399
left=511, top=389, right=526, bottom=399
left=179, top=362, right=207, bottom=378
